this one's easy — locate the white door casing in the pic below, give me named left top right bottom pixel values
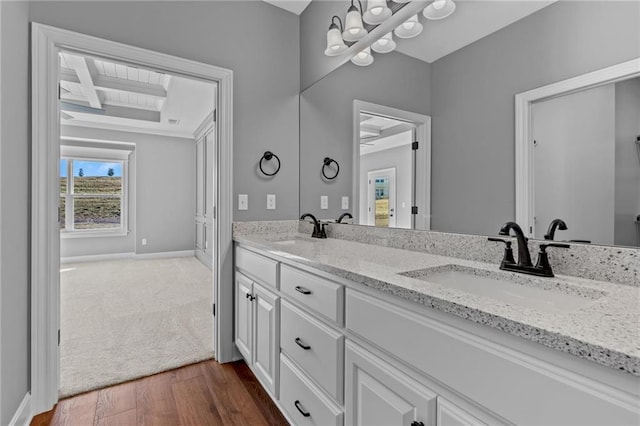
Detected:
left=31, top=23, right=234, bottom=415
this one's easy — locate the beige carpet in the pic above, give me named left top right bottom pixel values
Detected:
left=60, top=256, right=214, bottom=398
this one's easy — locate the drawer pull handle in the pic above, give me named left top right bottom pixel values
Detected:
left=411, top=422, right=424, bottom=426
left=295, top=337, right=311, bottom=350
left=294, top=400, right=311, bottom=417
left=295, top=286, right=312, bottom=295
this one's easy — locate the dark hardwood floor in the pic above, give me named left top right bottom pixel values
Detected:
left=31, top=360, right=289, bottom=426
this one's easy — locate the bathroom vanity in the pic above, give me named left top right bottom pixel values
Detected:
left=233, top=222, right=640, bottom=426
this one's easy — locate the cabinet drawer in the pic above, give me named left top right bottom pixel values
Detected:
left=281, top=265, right=344, bottom=324
left=235, top=246, right=278, bottom=288
left=346, top=289, right=640, bottom=426
left=281, top=300, right=344, bottom=402
left=280, top=354, right=343, bottom=426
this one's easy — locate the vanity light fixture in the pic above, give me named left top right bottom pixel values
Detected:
left=371, top=32, right=396, bottom=53
left=325, top=16, right=348, bottom=56
left=423, top=0, right=456, bottom=20
left=324, top=0, right=456, bottom=66
left=351, top=46, right=374, bottom=66
left=394, top=14, right=423, bottom=39
left=342, top=0, right=368, bottom=42
left=363, top=0, right=392, bottom=25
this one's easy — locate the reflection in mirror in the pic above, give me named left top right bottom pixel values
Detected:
left=353, top=100, right=430, bottom=230
left=530, top=77, right=640, bottom=247
left=299, top=0, right=640, bottom=248
left=358, top=112, right=415, bottom=228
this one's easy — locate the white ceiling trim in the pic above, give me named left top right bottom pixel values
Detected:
left=263, top=0, right=312, bottom=15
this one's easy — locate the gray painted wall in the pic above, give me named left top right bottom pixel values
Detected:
left=30, top=0, right=300, bottom=222
left=0, top=2, right=30, bottom=424
left=430, top=1, right=640, bottom=235
left=300, top=51, right=430, bottom=220
left=61, top=127, right=196, bottom=257
left=614, top=78, right=640, bottom=247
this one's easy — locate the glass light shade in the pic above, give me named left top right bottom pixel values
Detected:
left=363, top=0, right=392, bottom=25
left=343, top=5, right=368, bottom=42
left=324, top=25, right=348, bottom=56
left=394, top=14, right=423, bottom=39
left=371, top=32, right=396, bottom=53
left=351, top=47, right=374, bottom=66
left=423, top=0, right=456, bottom=20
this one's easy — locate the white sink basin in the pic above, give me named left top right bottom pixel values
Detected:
left=271, top=236, right=318, bottom=246
left=399, top=264, right=603, bottom=313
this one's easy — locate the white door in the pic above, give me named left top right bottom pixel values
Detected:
left=252, top=282, right=280, bottom=396
left=345, top=341, right=436, bottom=426
left=532, top=84, right=615, bottom=243
left=367, top=168, right=397, bottom=227
left=234, top=273, right=253, bottom=362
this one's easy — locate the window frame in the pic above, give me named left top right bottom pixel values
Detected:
left=60, top=145, right=132, bottom=238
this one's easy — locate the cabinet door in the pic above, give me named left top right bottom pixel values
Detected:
left=234, top=273, right=253, bottom=362
left=346, top=341, right=437, bottom=426
left=436, top=398, right=486, bottom=426
left=252, top=282, right=280, bottom=396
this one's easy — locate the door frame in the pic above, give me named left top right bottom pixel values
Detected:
left=31, top=23, right=234, bottom=415
left=514, top=57, right=640, bottom=237
left=367, top=168, right=397, bottom=227
left=353, top=100, right=431, bottom=230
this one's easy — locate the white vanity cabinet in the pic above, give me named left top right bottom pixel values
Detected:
left=233, top=242, right=639, bottom=426
left=345, top=340, right=438, bottom=426
left=234, top=269, right=280, bottom=397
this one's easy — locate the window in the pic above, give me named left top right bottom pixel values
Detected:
left=60, top=145, right=131, bottom=235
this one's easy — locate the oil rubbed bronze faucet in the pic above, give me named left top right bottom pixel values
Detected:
left=544, top=218, right=568, bottom=240
left=336, top=212, right=352, bottom=223
left=300, top=213, right=327, bottom=239
left=489, top=221, right=569, bottom=277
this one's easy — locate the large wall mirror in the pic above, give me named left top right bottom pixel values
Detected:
left=299, top=0, right=640, bottom=248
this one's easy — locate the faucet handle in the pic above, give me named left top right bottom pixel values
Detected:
left=488, top=237, right=511, bottom=247
left=488, top=237, right=515, bottom=265
left=539, top=242, right=570, bottom=252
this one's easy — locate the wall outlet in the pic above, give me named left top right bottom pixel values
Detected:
left=321, top=195, right=328, bottom=210
left=238, top=194, right=248, bottom=210
left=342, top=196, right=349, bottom=210
left=267, top=194, right=276, bottom=210
left=141, top=238, right=147, bottom=246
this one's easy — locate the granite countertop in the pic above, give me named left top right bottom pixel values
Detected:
left=234, top=232, right=640, bottom=376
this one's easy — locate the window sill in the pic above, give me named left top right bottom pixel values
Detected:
left=60, top=229, right=129, bottom=239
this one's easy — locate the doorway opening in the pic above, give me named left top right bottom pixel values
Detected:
left=57, top=49, right=217, bottom=397
left=353, top=101, right=431, bottom=230
left=32, top=23, right=234, bottom=414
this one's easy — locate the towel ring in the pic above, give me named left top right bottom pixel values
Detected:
left=322, top=157, right=339, bottom=180
left=259, top=151, right=281, bottom=176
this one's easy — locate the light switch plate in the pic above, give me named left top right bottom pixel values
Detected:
left=238, top=194, right=248, bottom=210
left=267, top=194, right=276, bottom=210
left=321, top=195, right=328, bottom=209
left=341, top=196, right=349, bottom=209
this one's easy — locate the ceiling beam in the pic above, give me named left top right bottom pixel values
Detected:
left=360, top=122, right=415, bottom=144
left=59, top=67, right=167, bottom=99
left=60, top=100, right=161, bottom=122
left=64, top=55, right=103, bottom=109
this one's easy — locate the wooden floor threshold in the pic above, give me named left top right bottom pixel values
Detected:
left=31, top=359, right=288, bottom=426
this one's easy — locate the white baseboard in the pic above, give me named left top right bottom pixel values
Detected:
left=61, top=252, right=135, bottom=264
left=135, top=249, right=195, bottom=260
left=9, top=393, right=32, bottom=426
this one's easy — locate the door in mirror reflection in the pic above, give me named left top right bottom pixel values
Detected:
left=531, top=77, right=640, bottom=247
left=367, top=169, right=397, bottom=227
left=359, top=111, right=416, bottom=229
